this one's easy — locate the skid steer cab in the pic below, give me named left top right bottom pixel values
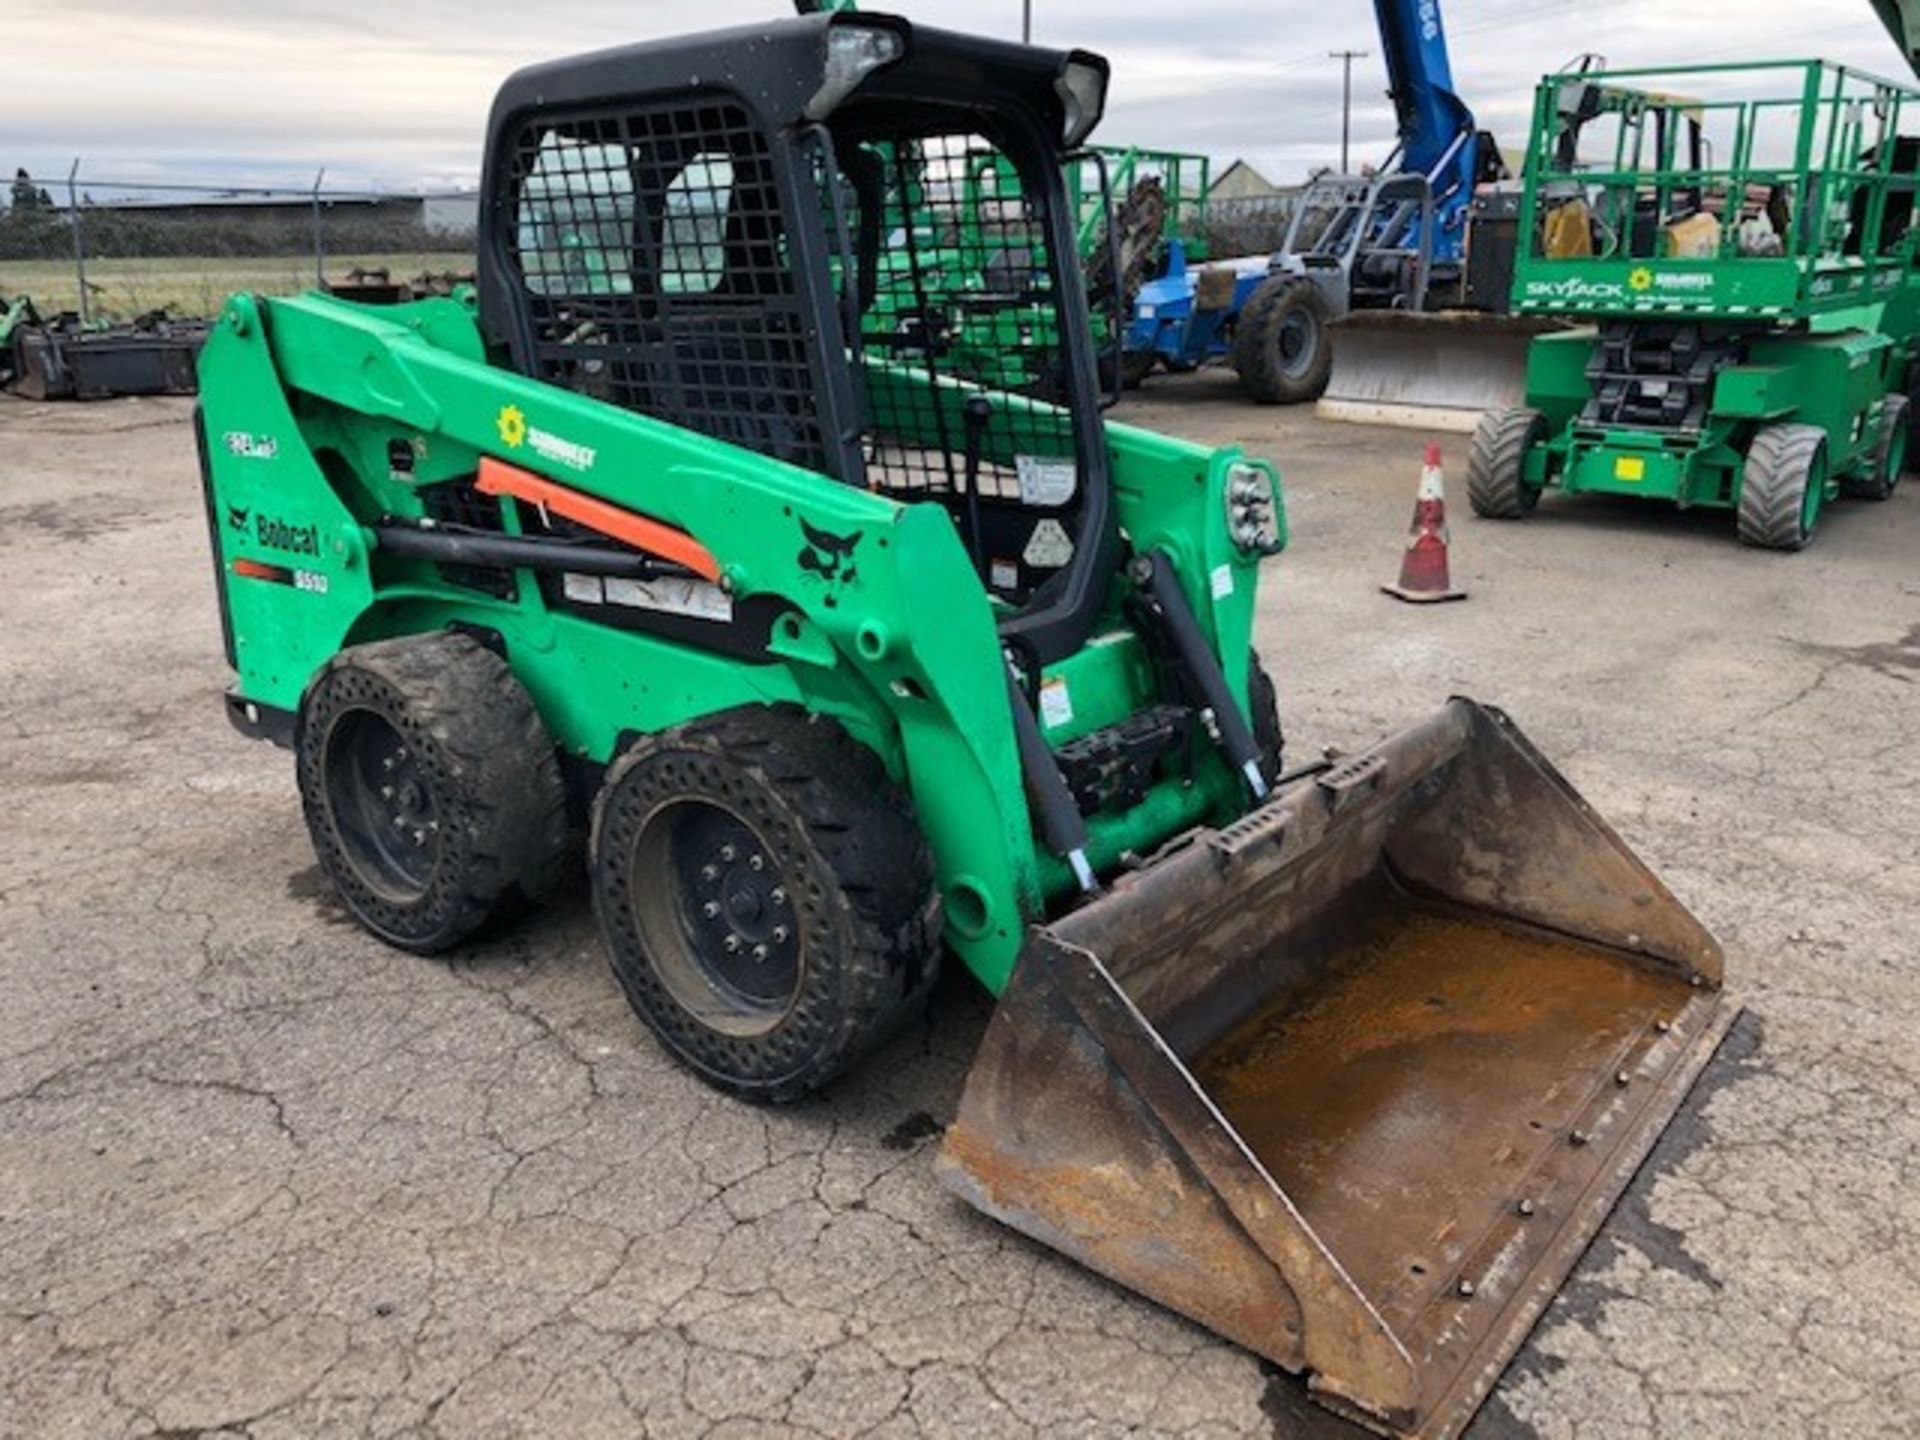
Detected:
left=195, top=13, right=1735, bottom=1438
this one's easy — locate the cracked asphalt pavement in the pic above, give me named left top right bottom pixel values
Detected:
left=3, top=381, right=1918, bottom=1438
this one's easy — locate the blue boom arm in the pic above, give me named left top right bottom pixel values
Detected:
left=1373, top=0, right=1481, bottom=261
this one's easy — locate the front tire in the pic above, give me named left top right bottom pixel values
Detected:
left=1738, top=423, right=1829, bottom=551
left=591, top=708, right=940, bottom=1104
left=1468, top=408, right=1548, bottom=519
left=297, top=632, right=570, bottom=953
left=1248, top=650, right=1286, bottom=786
left=1233, top=277, right=1333, bottom=405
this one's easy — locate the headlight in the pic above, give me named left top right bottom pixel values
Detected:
left=1225, top=463, right=1283, bottom=555
left=1055, top=55, right=1109, bottom=150
left=806, top=23, right=906, bottom=121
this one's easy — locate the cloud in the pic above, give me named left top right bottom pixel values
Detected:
left=5, top=0, right=1910, bottom=191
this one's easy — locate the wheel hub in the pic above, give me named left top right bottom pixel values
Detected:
left=657, top=805, right=800, bottom=1010
left=325, top=712, right=442, bottom=897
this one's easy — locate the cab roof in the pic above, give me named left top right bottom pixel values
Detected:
left=486, top=12, right=1108, bottom=149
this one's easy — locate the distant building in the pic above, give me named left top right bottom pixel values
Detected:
left=421, top=193, right=481, bottom=237
left=81, top=191, right=479, bottom=240
left=1209, top=161, right=1280, bottom=201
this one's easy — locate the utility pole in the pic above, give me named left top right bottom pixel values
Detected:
left=1022, top=0, right=1031, bottom=43
left=1329, top=48, right=1368, bottom=174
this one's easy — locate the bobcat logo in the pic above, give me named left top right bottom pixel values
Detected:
left=226, top=505, right=251, bottom=532
left=797, top=519, right=862, bottom=592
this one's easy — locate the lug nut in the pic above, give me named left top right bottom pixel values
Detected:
left=749, top=853, right=764, bottom=872
left=720, top=844, right=737, bottom=863
left=723, top=934, right=743, bottom=954
left=380, top=785, right=394, bottom=800
left=701, top=864, right=720, bottom=883
left=752, top=944, right=768, bottom=962
left=770, top=887, right=787, bottom=906
left=772, top=925, right=789, bottom=943
left=702, top=901, right=721, bottom=919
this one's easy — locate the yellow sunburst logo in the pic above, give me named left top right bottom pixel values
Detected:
left=497, top=404, right=528, bottom=448
left=1629, top=267, right=1654, bottom=293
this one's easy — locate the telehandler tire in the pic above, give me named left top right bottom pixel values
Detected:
left=1845, top=393, right=1909, bottom=501
left=1233, top=276, right=1333, bottom=405
left=1467, top=407, right=1547, bottom=519
left=297, top=632, right=570, bottom=953
left=591, top=707, right=941, bottom=1104
left=1738, top=423, right=1828, bottom=551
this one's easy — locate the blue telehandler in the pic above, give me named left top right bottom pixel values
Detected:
left=1127, top=0, right=1514, bottom=406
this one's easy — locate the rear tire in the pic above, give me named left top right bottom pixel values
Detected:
left=591, top=707, right=940, bottom=1104
left=1737, top=423, right=1829, bottom=551
left=1844, top=393, right=1908, bottom=501
left=1233, top=277, right=1333, bottom=405
left=297, top=632, right=570, bottom=953
left=1467, top=408, right=1548, bottom=519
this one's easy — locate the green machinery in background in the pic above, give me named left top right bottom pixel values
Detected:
left=798, top=0, right=1212, bottom=395
left=1471, top=58, right=1920, bottom=548
left=861, top=141, right=1211, bottom=396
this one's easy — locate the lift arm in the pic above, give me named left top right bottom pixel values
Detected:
left=1369, top=0, right=1486, bottom=255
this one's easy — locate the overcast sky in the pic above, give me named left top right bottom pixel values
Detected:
left=7, top=1, right=1911, bottom=196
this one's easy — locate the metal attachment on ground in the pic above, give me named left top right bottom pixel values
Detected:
left=1383, top=444, right=1468, bottom=605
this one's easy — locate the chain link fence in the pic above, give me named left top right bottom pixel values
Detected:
left=1201, top=191, right=1302, bottom=258
left=0, top=164, right=477, bottom=323
left=1, top=161, right=1307, bottom=326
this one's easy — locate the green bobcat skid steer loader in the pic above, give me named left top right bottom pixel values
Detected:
left=195, top=13, right=1736, bottom=1437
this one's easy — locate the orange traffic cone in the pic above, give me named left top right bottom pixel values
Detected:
left=1383, top=443, right=1467, bottom=604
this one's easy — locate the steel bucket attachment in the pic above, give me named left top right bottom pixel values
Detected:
left=1317, top=311, right=1569, bottom=433
left=938, top=699, right=1737, bottom=1440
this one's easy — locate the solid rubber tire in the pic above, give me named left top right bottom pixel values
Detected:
left=591, top=706, right=941, bottom=1104
left=297, top=631, right=570, bottom=954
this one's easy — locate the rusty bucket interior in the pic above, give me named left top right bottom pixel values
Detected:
left=938, top=699, right=1738, bottom=1440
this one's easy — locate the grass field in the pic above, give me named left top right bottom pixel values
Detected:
left=0, top=252, right=474, bottom=320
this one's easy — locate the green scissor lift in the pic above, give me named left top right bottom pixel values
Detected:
left=1470, top=58, right=1920, bottom=548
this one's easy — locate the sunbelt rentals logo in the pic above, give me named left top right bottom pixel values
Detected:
left=496, top=403, right=596, bottom=473
left=1629, top=267, right=1655, bottom=293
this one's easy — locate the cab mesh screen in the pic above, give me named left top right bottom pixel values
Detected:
left=506, top=101, right=833, bottom=476
left=840, top=130, right=1081, bottom=506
